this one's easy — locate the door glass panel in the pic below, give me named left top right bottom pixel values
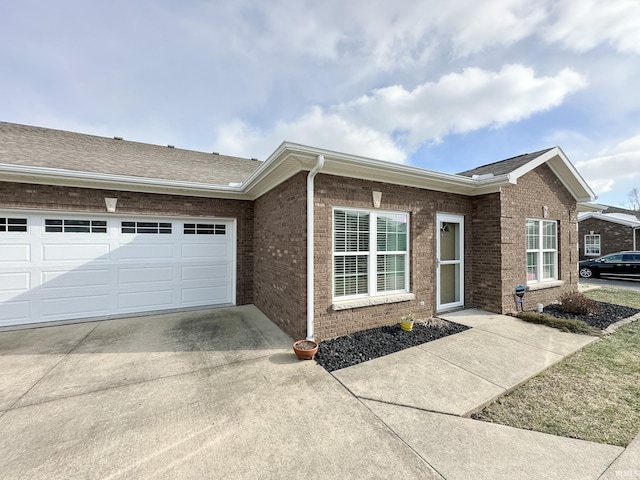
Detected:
left=440, top=222, right=459, bottom=261
left=440, top=264, right=460, bottom=305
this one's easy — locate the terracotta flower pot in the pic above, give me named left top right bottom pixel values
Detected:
left=293, top=339, right=318, bottom=360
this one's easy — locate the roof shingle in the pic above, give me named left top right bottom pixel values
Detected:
left=0, top=122, right=261, bottom=186
left=457, top=148, right=555, bottom=177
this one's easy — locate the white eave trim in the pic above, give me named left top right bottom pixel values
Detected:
left=0, top=163, right=247, bottom=199
left=578, top=212, right=640, bottom=228
left=506, top=147, right=596, bottom=202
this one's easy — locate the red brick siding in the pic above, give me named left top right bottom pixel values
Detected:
left=313, top=173, right=475, bottom=340
left=469, top=193, right=503, bottom=312
left=0, top=181, right=255, bottom=305
left=499, top=164, right=578, bottom=313
left=578, top=218, right=634, bottom=259
left=253, top=173, right=308, bottom=340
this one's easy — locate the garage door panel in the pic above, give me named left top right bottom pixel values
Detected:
left=0, top=301, right=30, bottom=325
left=42, top=244, right=110, bottom=263
left=181, top=243, right=229, bottom=260
left=182, top=285, right=230, bottom=305
left=118, top=266, right=174, bottom=285
left=117, top=243, right=174, bottom=261
left=0, top=273, right=30, bottom=292
left=117, top=290, right=174, bottom=310
left=0, top=214, right=235, bottom=326
left=0, top=244, right=30, bottom=263
left=41, top=269, right=110, bottom=290
left=40, top=294, right=110, bottom=319
left=181, top=264, right=230, bottom=281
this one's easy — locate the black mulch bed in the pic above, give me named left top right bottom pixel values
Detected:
left=314, top=320, right=469, bottom=372
left=544, top=301, right=640, bottom=330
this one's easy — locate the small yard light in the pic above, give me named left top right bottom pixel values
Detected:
left=515, top=285, right=526, bottom=312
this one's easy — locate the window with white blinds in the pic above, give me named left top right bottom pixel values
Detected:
left=333, top=209, right=409, bottom=299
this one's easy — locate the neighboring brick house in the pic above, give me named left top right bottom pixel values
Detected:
left=578, top=206, right=640, bottom=260
left=0, top=122, right=595, bottom=340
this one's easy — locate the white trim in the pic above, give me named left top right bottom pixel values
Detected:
left=578, top=211, right=640, bottom=228
left=526, top=280, right=564, bottom=291
left=0, top=142, right=596, bottom=203
left=332, top=207, right=410, bottom=302
left=526, top=218, right=558, bottom=284
left=436, top=213, right=464, bottom=311
left=584, top=234, right=601, bottom=257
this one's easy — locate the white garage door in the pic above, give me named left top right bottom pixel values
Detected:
left=0, top=212, right=236, bottom=327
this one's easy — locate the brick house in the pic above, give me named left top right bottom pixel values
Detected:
left=578, top=206, right=640, bottom=260
left=0, top=122, right=595, bottom=340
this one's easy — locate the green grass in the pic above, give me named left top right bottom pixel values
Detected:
left=583, top=287, right=640, bottom=309
left=516, top=311, right=599, bottom=335
left=477, top=319, right=640, bottom=447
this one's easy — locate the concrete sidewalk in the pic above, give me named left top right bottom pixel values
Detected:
left=333, top=309, right=628, bottom=480
left=333, top=309, right=597, bottom=416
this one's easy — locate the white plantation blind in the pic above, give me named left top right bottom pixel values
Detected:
left=333, top=209, right=409, bottom=299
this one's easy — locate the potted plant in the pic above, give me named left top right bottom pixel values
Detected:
left=293, top=339, right=319, bottom=360
left=400, top=312, right=414, bottom=332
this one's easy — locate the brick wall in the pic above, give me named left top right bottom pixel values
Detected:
left=0, top=181, right=255, bottom=305
left=313, top=173, right=475, bottom=340
left=499, top=164, right=578, bottom=313
left=253, top=173, right=308, bottom=340
left=469, top=193, right=503, bottom=312
left=578, top=218, right=634, bottom=259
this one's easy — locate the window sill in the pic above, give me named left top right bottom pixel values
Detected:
left=526, top=280, right=564, bottom=291
left=332, top=293, right=415, bottom=311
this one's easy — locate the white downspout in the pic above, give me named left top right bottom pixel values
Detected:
left=307, top=154, right=325, bottom=340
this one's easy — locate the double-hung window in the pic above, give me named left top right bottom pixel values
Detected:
left=333, top=209, right=409, bottom=299
left=584, top=234, right=601, bottom=256
left=526, top=219, right=558, bottom=283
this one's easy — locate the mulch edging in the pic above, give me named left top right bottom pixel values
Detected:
left=603, top=312, right=640, bottom=335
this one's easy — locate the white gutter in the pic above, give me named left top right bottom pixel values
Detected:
left=306, top=154, right=324, bottom=340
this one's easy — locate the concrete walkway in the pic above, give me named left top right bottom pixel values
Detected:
left=1, top=306, right=636, bottom=479
left=333, top=309, right=630, bottom=480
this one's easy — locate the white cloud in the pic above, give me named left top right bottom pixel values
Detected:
left=576, top=134, right=640, bottom=196
left=216, top=65, right=587, bottom=162
left=543, top=0, right=640, bottom=54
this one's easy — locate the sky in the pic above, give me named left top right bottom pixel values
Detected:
left=1, top=0, right=639, bottom=207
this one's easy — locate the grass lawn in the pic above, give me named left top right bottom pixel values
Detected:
left=476, top=288, right=640, bottom=447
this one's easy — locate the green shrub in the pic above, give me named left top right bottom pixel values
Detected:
left=558, top=291, right=601, bottom=316
left=516, top=312, right=599, bottom=335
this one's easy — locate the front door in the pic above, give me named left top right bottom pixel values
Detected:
left=436, top=214, right=464, bottom=311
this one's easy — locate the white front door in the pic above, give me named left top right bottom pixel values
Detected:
left=0, top=212, right=236, bottom=327
left=436, top=213, right=464, bottom=311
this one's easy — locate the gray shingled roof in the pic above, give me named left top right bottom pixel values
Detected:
left=457, top=148, right=555, bottom=177
left=0, top=122, right=261, bottom=186
left=601, top=205, right=640, bottom=221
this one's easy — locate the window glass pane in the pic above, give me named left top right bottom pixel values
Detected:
left=527, top=252, right=538, bottom=281
left=543, top=221, right=557, bottom=249
left=3, top=218, right=28, bottom=232
left=376, top=254, right=406, bottom=292
left=377, top=214, right=408, bottom=252
left=334, top=255, right=368, bottom=297
left=526, top=220, right=539, bottom=250
left=334, top=210, right=368, bottom=253
left=543, top=252, right=555, bottom=279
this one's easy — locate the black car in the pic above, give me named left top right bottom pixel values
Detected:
left=579, top=251, right=640, bottom=278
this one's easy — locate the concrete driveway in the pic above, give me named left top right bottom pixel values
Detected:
left=0, top=306, right=439, bottom=479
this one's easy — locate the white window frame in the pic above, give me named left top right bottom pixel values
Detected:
left=584, top=234, right=601, bottom=256
left=332, top=207, right=410, bottom=300
left=526, top=218, right=558, bottom=284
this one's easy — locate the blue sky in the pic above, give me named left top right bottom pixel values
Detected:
left=1, top=0, right=639, bottom=207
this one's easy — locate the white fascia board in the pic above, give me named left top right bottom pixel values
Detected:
left=579, top=212, right=640, bottom=228
left=506, top=147, right=596, bottom=202
left=253, top=142, right=511, bottom=197
left=0, top=163, right=248, bottom=199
